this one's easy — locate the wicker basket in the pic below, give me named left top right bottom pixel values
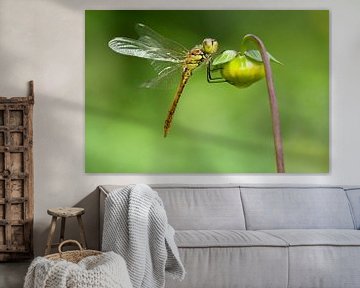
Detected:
left=45, top=240, right=102, bottom=263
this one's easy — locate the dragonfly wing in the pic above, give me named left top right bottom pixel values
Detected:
left=110, top=24, right=188, bottom=89
left=135, top=23, right=188, bottom=59
left=141, top=62, right=182, bottom=89
left=109, top=37, right=183, bottom=63
left=149, top=58, right=182, bottom=75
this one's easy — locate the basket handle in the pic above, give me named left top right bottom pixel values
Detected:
left=58, top=240, right=83, bottom=255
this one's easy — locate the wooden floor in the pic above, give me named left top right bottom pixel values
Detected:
left=0, top=261, right=30, bottom=288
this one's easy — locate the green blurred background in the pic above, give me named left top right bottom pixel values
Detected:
left=85, top=10, right=329, bottom=173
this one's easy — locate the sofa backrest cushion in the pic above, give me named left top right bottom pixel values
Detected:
left=153, top=185, right=246, bottom=230
left=240, top=187, right=355, bottom=230
left=345, top=188, right=360, bottom=229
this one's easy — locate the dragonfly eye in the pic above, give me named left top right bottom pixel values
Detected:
left=202, top=38, right=218, bottom=54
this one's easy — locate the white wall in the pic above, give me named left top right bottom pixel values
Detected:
left=0, top=0, right=359, bottom=256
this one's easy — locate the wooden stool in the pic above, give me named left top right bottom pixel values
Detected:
left=45, top=207, right=87, bottom=255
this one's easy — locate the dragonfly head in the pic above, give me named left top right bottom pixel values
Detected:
left=202, top=38, right=218, bottom=55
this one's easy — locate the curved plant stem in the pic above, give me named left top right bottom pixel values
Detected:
left=242, top=34, right=285, bottom=173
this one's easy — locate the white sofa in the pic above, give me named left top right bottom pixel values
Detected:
left=99, top=185, right=360, bottom=288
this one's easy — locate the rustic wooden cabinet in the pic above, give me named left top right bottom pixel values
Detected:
left=0, top=81, right=34, bottom=261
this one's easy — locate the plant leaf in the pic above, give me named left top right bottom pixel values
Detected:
left=212, top=50, right=237, bottom=66
left=245, top=50, right=283, bottom=65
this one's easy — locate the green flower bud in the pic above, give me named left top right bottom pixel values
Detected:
left=221, top=55, right=265, bottom=88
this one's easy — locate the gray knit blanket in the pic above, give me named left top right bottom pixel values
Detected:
left=24, top=251, right=133, bottom=288
left=102, top=184, right=185, bottom=288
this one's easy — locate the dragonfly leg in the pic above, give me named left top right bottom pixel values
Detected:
left=207, top=62, right=227, bottom=83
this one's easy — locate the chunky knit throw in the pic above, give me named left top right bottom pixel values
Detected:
left=24, top=251, right=133, bottom=288
left=102, top=184, right=185, bottom=288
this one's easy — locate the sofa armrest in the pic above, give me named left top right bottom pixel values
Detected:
left=99, top=186, right=109, bottom=250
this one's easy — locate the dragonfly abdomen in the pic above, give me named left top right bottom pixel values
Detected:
left=163, top=69, right=192, bottom=137
left=163, top=49, right=211, bottom=137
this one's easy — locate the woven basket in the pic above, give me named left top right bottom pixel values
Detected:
left=45, top=240, right=102, bottom=263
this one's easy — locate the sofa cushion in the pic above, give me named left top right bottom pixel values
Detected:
left=287, top=246, right=360, bottom=288
left=165, top=247, right=288, bottom=288
left=241, top=187, right=355, bottom=230
left=153, top=185, right=246, bottom=230
left=261, top=230, right=360, bottom=288
left=261, top=229, right=360, bottom=246
left=100, top=185, right=246, bottom=230
left=175, top=230, right=288, bottom=248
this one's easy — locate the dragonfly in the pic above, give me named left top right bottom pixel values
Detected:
left=108, top=23, right=218, bottom=137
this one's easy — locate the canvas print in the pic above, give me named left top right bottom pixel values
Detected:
left=85, top=10, right=329, bottom=173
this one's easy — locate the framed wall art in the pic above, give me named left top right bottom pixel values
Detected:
left=85, top=10, right=329, bottom=173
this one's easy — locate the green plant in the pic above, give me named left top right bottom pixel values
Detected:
left=208, top=35, right=285, bottom=173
